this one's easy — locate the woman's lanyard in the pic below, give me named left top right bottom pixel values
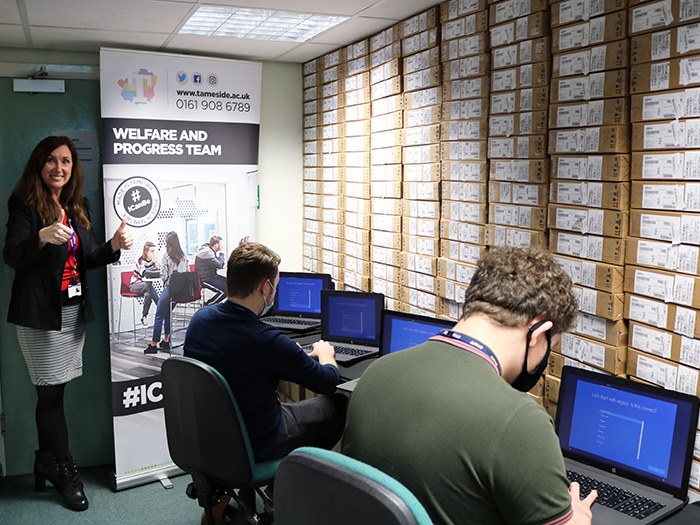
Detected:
left=429, top=329, right=502, bottom=375
left=66, top=216, right=82, bottom=297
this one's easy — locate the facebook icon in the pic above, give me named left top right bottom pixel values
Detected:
left=193, top=73, right=202, bottom=84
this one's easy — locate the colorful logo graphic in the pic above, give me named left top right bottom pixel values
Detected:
left=113, top=176, right=161, bottom=227
left=176, top=71, right=187, bottom=84
left=117, top=68, right=158, bottom=105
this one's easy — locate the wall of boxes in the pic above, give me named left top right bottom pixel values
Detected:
left=301, top=0, right=700, bottom=499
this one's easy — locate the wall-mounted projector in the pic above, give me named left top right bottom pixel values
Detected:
left=13, top=79, right=66, bottom=93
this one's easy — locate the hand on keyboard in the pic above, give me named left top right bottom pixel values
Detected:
left=307, top=340, right=338, bottom=367
left=569, top=481, right=597, bottom=525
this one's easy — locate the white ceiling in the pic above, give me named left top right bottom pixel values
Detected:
left=1, top=0, right=444, bottom=65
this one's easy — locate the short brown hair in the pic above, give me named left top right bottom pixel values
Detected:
left=209, top=235, right=222, bottom=246
left=461, top=247, right=578, bottom=334
left=226, top=242, right=281, bottom=298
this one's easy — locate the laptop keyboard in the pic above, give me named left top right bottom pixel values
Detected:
left=566, top=470, right=665, bottom=520
left=335, top=345, right=373, bottom=356
left=264, top=317, right=318, bottom=326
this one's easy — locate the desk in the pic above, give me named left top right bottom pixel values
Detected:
left=663, top=502, right=700, bottom=524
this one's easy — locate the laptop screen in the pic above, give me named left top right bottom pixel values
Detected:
left=321, top=290, right=384, bottom=345
left=556, top=366, right=699, bottom=499
left=272, top=272, right=333, bottom=318
left=380, top=310, right=454, bottom=356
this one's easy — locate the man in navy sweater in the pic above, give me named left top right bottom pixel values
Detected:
left=184, top=242, right=346, bottom=462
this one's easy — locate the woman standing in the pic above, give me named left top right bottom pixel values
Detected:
left=144, top=231, right=188, bottom=354
left=4, top=135, right=133, bottom=511
left=130, top=241, right=160, bottom=324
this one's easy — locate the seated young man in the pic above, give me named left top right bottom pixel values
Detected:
left=342, top=247, right=597, bottom=525
left=194, top=235, right=227, bottom=305
left=184, top=242, right=346, bottom=462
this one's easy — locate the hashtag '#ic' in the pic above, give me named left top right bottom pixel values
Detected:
left=122, top=386, right=140, bottom=408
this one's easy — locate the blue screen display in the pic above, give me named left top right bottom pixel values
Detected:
left=326, top=295, right=378, bottom=341
left=276, top=276, right=324, bottom=314
left=385, top=317, right=451, bottom=353
left=568, top=381, right=677, bottom=479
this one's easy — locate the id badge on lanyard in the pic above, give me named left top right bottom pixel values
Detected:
left=67, top=217, right=82, bottom=298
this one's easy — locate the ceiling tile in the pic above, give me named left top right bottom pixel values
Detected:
left=0, top=24, right=27, bottom=48
left=30, top=27, right=170, bottom=53
left=310, top=16, right=398, bottom=45
left=195, top=0, right=382, bottom=17
left=0, top=0, right=22, bottom=24
left=272, top=42, right=345, bottom=63
left=166, top=33, right=295, bottom=62
left=361, top=0, right=441, bottom=19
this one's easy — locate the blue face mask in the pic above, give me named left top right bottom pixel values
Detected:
left=512, top=320, right=552, bottom=393
left=260, top=279, right=275, bottom=317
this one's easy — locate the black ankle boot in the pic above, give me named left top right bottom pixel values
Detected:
left=55, top=456, right=89, bottom=511
left=34, top=450, right=59, bottom=492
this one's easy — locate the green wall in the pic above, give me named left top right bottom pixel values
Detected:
left=0, top=78, right=115, bottom=476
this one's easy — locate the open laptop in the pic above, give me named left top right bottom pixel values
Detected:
left=262, top=272, right=333, bottom=332
left=312, top=290, right=384, bottom=365
left=556, top=366, right=699, bottom=525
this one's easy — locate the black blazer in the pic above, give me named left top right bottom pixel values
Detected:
left=4, top=194, right=120, bottom=330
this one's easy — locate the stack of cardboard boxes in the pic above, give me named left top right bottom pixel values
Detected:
left=625, top=0, right=700, bottom=498
left=437, top=0, right=490, bottom=321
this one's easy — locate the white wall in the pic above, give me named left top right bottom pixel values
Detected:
left=257, top=62, right=304, bottom=271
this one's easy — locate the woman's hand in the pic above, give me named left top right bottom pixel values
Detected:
left=111, top=217, right=134, bottom=252
left=38, top=209, right=72, bottom=246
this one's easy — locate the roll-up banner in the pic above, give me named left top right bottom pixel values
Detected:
left=100, top=48, right=261, bottom=490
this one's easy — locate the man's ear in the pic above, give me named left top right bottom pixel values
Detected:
left=528, top=319, right=553, bottom=349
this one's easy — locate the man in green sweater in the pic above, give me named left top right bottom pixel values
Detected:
left=342, top=247, right=597, bottom=525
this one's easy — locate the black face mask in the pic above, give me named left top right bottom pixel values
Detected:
left=512, top=320, right=552, bottom=393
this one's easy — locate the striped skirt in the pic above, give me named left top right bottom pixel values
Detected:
left=16, top=304, right=85, bottom=386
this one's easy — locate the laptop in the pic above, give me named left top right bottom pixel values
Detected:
left=314, top=290, right=384, bottom=364
left=380, top=310, right=455, bottom=357
left=556, top=366, right=699, bottom=525
left=262, top=272, right=333, bottom=332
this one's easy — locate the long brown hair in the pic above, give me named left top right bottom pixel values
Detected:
left=165, top=232, right=185, bottom=265
left=140, top=241, right=156, bottom=263
left=12, top=136, right=90, bottom=228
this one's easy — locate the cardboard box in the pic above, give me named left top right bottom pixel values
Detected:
left=491, top=86, right=550, bottom=113
left=404, top=144, right=442, bottom=164
left=404, top=86, right=442, bottom=109
left=629, top=209, right=700, bottom=245
left=439, top=297, right=462, bottom=321
left=371, top=197, right=403, bottom=215
left=404, top=199, right=441, bottom=219
left=436, top=276, right=469, bottom=303
left=548, top=350, right=615, bottom=378
left=551, top=0, right=627, bottom=28
left=550, top=180, right=630, bottom=210
left=371, top=246, right=401, bottom=267
left=404, top=65, right=441, bottom=92
left=403, top=234, right=441, bottom=257
left=630, top=150, right=700, bottom=180
left=404, top=252, right=438, bottom=276
left=571, top=311, right=629, bottom=346
left=548, top=204, right=629, bottom=237
left=626, top=236, right=700, bottom=274
left=489, top=111, right=548, bottom=136
left=401, top=269, right=438, bottom=294
left=442, top=98, right=490, bottom=121
left=549, top=229, right=626, bottom=264
left=402, top=28, right=439, bottom=58
left=572, top=284, right=625, bottom=320
left=631, top=181, right=700, bottom=212
left=489, top=181, right=548, bottom=206
left=490, top=158, right=549, bottom=182
left=440, top=239, right=487, bottom=265
left=400, top=6, right=438, bottom=38
left=557, top=332, right=627, bottom=373
left=437, top=256, right=478, bottom=283
left=402, top=286, right=439, bottom=314
left=552, top=40, right=629, bottom=78
left=624, top=264, right=700, bottom=308
left=371, top=76, right=402, bottom=100
left=442, top=160, right=489, bottom=181
left=346, top=38, right=369, bottom=60
left=345, top=256, right=371, bottom=279
left=629, top=0, right=700, bottom=36
left=443, top=77, right=490, bottom=101
left=443, top=200, right=488, bottom=224
left=372, top=93, right=402, bottom=117
left=485, top=224, right=548, bottom=248
left=489, top=203, right=548, bottom=230
left=488, top=135, right=548, bottom=158
left=440, top=0, right=488, bottom=22
left=626, top=348, right=700, bottom=396
left=370, top=24, right=402, bottom=51
left=372, top=214, right=401, bottom=233
left=544, top=398, right=558, bottom=420
left=442, top=140, right=489, bottom=161
left=552, top=11, right=627, bottom=53
left=626, top=293, right=700, bottom=339
left=631, top=56, right=700, bottom=93
left=491, top=37, right=551, bottom=69
left=550, top=98, right=630, bottom=128
left=631, top=87, right=700, bottom=122
left=545, top=374, right=561, bottom=402
left=441, top=12, right=490, bottom=41
left=442, top=55, right=490, bottom=80
left=489, top=12, right=550, bottom=47
left=441, top=119, right=489, bottom=141
left=402, top=216, right=440, bottom=238
left=440, top=219, right=486, bottom=245
left=442, top=181, right=488, bottom=203
left=403, top=162, right=441, bottom=182
left=554, top=253, right=625, bottom=293
left=632, top=118, right=700, bottom=150
left=551, top=69, right=629, bottom=103
left=489, top=0, right=549, bottom=25
left=371, top=42, right=402, bottom=69
left=631, top=22, right=700, bottom=64
left=405, top=106, right=442, bottom=128
left=441, top=32, right=489, bottom=61
left=491, top=62, right=550, bottom=91
left=551, top=154, right=630, bottom=181
left=372, top=262, right=400, bottom=283
left=548, top=125, right=630, bottom=154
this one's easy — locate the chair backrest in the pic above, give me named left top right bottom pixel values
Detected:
left=274, top=447, right=433, bottom=525
left=161, top=356, right=257, bottom=487
left=120, top=271, right=135, bottom=296
left=169, top=271, right=201, bottom=302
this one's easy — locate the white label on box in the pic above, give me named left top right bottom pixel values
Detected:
left=642, top=152, right=684, bottom=179
left=556, top=207, right=587, bottom=232
left=651, top=62, right=671, bottom=91
left=636, top=354, right=677, bottom=390
left=520, top=88, right=534, bottom=111
left=559, top=23, right=590, bottom=51
left=493, top=45, right=518, bottom=69
left=681, top=213, right=700, bottom=243
left=590, top=45, right=607, bottom=72
left=519, top=112, right=533, bottom=134
left=631, top=1, right=673, bottom=35
left=577, top=286, right=599, bottom=315
left=490, top=23, right=514, bottom=47
left=679, top=0, right=700, bottom=22
left=585, top=127, right=601, bottom=152
left=632, top=323, right=672, bottom=358
left=589, top=17, right=605, bottom=44
left=678, top=23, right=700, bottom=54
left=675, top=306, right=697, bottom=337
left=637, top=239, right=677, bottom=269
left=491, top=93, right=516, bottom=114
left=516, top=137, right=531, bottom=158
left=679, top=244, right=700, bottom=273
left=676, top=365, right=699, bottom=396
left=559, top=50, right=591, bottom=77
left=686, top=182, right=700, bottom=210
left=680, top=336, right=700, bottom=368
left=516, top=16, right=529, bottom=40
left=493, top=69, right=517, bottom=91
left=558, top=77, right=588, bottom=101
left=587, top=100, right=604, bottom=126
left=652, top=30, right=672, bottom=61
left=629, top=294, right=669, bottom=328
left=643, top=92, right=686, bottom=121
left=674, top=274, right=696, bottom=305
left=639, top=213, right=681, bottom=242
left=490, top=138, right=515, bottom=158
left=579, top=260, right=597, bottom=288
left=556, top=129, right=585, bottom=151
left=520, top=39, right=533, bottom=62
left=520, top=64, right=533, bottom=87
left=561, top=333, right=607, bottom=368
left=642, top=184, right=685, bottom=210
left=574, top=312, right=608, bottom=341
left=634, top=269, right=675, bottom=301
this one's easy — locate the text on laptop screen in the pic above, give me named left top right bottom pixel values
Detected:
left=326, top=295, right=379, bottom=341
left=276, top=276, right=324, bottom=315
left=382, top=313, right=453, bottom=354
left=559, top=374, right=697, bottom=490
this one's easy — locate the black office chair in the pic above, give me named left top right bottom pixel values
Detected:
left=274, top=447, right=433, bottom=525
left=161, top=356, right=279, bottom=524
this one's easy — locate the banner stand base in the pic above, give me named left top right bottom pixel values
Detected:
left=111, top=465, right=184, bottom=491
